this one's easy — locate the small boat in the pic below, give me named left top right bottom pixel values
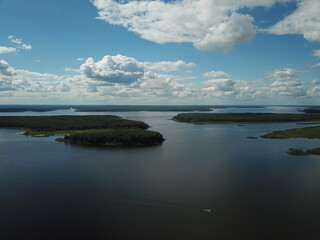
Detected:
left=201, top=209, right=213, bottom=213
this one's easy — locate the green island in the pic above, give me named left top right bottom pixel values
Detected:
left=0, top=115, right=164, bottom=146
left=286, top=148, right=320, bottom=156
left=261, top=126, right=320, bottom=139
left=261, top=126, right=320, bottom=156
left=172, top=113, right=320, bottom=124
left=172, top=113, right=320, bottom=156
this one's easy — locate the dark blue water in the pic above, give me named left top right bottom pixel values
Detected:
left=0, top=107, right=320, bottom=239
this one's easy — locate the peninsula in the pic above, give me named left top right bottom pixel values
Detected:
left=172, top=113, right=320, bottom=124
left=0, top=115, right=164, bottom=146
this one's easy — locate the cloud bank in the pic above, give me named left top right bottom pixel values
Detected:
left=1, top=54, right=319, bottom=104
left=267, top=0, right=320, bottom=42
left=91, top=0, right=294, bottom=52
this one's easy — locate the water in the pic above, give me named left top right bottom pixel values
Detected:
left=0, top=106, right=320, bottom=239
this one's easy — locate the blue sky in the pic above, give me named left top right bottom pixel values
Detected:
left=0, top=0, right=319, bottom=105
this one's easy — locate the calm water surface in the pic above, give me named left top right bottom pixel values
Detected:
left=0, top=107, right=320, bottom=239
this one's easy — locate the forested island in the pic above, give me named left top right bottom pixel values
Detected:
left=0, top=115, right=164, bottom=146
left=172, top=113, right=320, bottom=156
left=261, top=126, right=320, bottom=156
left=172, top=113, right=320, bottom=124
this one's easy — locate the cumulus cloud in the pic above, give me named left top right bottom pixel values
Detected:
left=265, top=68, right=307, bottom=97
left=91, top=0, right=291, bottom=52
left=267, top=0, right=320, bottom=42
left=64, top=68, right=80, bottom=73
left=8, top=35, right=32, bottom=50
left=0, top=60, right=15, bottom=76
left=3, top=54, right=320, bottom=103
left=141, top=60, right=195, bottom=72
left=310, top=63, right=320, bottom=68
left=313, top=50, right=320, bottom=58
left=107, top=71, right=194, bottom=99
left=307, top=86, right=320, bottom=97
left=203, top=71, right=230, bottom=78
left=0, top=60, right=15, bottom=91
left=311, top=79, right=320, bottom=84
left=194, top=13, right=255, bottom=52
left=266, top=68, right=302, bottom=87
left=0, top=46, right=16, bottom=54
left=201, top=69, right=258, bottom=98
left=202, top=74, right=258, bottom=98
left=80, top=55, right=144, bottom=84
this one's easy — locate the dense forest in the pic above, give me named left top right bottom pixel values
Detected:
left=0, top=115, right=164, bottom=147
left=61, top=129, right=164, bottom=146
left=0, top=115, right=149, bottom=131
left=172, top=113, right=320, bottom=124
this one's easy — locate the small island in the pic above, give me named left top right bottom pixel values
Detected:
left=261, top=126, right=320, bottom=156
left=261, top=126, right=320, bottom=139
left=0, top=115, right=164, bottom=147
left=172, top=113, right=320, bottom=124
left=172, top=113, right=320, bottom=156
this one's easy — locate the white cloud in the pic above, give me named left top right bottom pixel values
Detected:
left=267, top=0, right=320, bottom=42
left=15, top=70, right=63, bottom=81
left=271, top=85, right=306, bottom=97
left=64, top=68, right=80, bottom=73
left=3, top=55, right=320, bottom=103
left=202, top=75, right=259, bottom=98
left=91, top=0, right=291, bottom=52
left=310, top=63, right=320, bottom=68
left=0, top=60, right=15, bottom=76
left=307, top=86, right=320, bottom=97
left=8, top=35, right=32, bottom=50
left=311, top=79, right=320, bottom=84
left=265, top=68, right=307, bottom=97
left=108, top=71, right=194, bottom=99
left=0, top=60, right=15, bottom=91
left=266, top=68, right=302, bottom=86
left=0, top=46, right=16, bottom=54
left=141, top=60, right=195, bottom=72
left=194, top=13, right=255, bottom=52
left=77, top=58, right=85, bottom=61
left=203, top=71, right=230, bottom=78
left=313, top=49, right=320, bottom=58
left=80, top=55, right=144, bottom=84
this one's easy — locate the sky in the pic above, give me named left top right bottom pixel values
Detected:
left=0, top=0, right=320, bottom=105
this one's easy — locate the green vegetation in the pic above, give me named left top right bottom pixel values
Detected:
left=287, top=148, right=320, bottom=156
left=172, top=113, right=320, bottom=124
left=302, top=108, right=320, bottom=114
left=58, top=129, right=164, bottom=146
left=0, top=115, right=148, bottom=131
left=261, top=126, right=320, bottom=156
left=261, top=126, right=320, bottom=139
left=0, top=115, right=164, bottom=146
